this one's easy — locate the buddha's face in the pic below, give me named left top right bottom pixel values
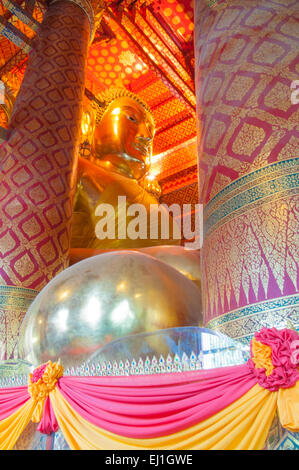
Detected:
left=92, top=96, right=155, bottom=180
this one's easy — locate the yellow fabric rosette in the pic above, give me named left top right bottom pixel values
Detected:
left=28, top=360, right=63, bottom=424
left=251, top=338, right=274, bottom=376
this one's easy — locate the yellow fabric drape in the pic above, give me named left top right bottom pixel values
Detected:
left=0, top=399, right=36, bottom=450
left=251, top=338, right=274, bottom=376
left=277, top=381, right=299, bottom=431
left=49, top=384, right=278, bottom=450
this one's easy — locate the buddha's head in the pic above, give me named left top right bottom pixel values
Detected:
left=82, top=88, right=155, bottom=180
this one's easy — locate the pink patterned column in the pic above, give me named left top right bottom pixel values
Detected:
left=0, top=1, right=91, bottom=358
left=194, top=0, right=299, bottom=343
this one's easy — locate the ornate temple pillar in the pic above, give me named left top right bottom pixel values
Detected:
left=194, top=0, right=299, bottom=343
left=0, top=0, right=96, bottom=358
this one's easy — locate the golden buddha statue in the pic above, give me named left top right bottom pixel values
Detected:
left=19, top=88, right=203, bottom=368
left=69, top=87, right=202, bottom=300
left=71, top=88, right=179, bottom=250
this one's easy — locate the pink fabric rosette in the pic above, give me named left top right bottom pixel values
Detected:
left=290, top=340, right=299, bottom=366
left=247, top=327, right=299, bottom=391
left=30, top=363, right=47, bottom=383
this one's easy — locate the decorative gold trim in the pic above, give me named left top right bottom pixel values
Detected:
left=206, top=294, right=299, bottom=345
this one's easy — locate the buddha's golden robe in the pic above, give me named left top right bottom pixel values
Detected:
left=71, top=157, right=180, bottom=249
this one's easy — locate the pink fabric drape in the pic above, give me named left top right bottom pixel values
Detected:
left=0, top=386, right=30, bottom=421
left=0, top=365, right=256, bottom=436
left=1, top=328, right=296, bottom=441
left=57, top=364, right=256, bottom=438
left=37, top=396, right=59, bottom=434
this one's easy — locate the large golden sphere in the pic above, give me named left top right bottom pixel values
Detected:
left=69, top=246, right=201, bottom=289
left=140, top=246, right=201, bottom=290
left=19, top=251, right=202, bottom=367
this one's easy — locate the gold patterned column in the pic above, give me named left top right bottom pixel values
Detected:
left=194, top=0, right=299, bottom=343
left=0, top=0, right=100, bottom=358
